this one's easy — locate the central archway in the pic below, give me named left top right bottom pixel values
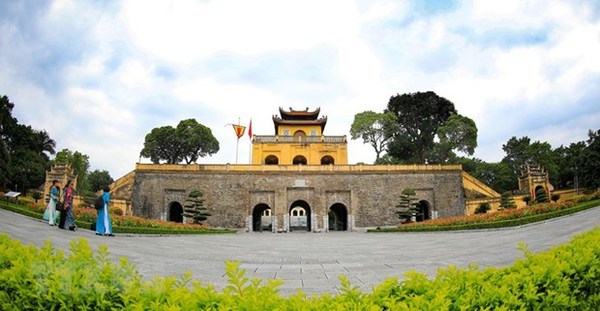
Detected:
left=328, top=203, right=347, bottom=231
left=252, top=204, right=272, bottom=232
left=293, top=155, right=307, bottom=165
left=289, top=200, right=311, bottom=232
left=168, top=202, right=183, bottom=223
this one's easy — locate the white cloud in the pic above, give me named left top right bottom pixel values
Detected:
left=1, top=0, right=598, bottom=179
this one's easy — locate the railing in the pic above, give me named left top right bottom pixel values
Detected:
left=135, top=163, right=463, bottom=173
left=253, top=135, right=347, bottom=143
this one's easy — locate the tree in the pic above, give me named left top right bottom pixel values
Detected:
left=386, top=91, right=458, bottom=164
left=579, top=129, right=600, bottom=190
left=176, top=119, right=219, bottom=164
left=430, top=114, right=478, bottom=163
left=396, top=188, right=419, bottom=222
left=87, top=170, right=114, bottom=192
left=53, top=148, right=90, bottom=190
left=140, top=119, right=220, bottom=164
left=501, top=136, right=560, bottom=186
left=349, top=111, right=396, bottom=161
left=182, top=190, right=211, bottom=224
left=33, top=130, right=56, bottom=157
left=459, top=157, right=517, bottom=194
left=500, top=191, right=516, bottom=209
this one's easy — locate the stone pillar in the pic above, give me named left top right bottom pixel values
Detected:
left=323, top=215, right=329, bottom=233
left=311, top=213, right=318, bottom=232
left=271, top=215, right=278, bottom=233
left=245, top=215, right=252, bottom=232
left=348, top=214, right=355, bottom=232
left=283, top=214, right=290, bottom=232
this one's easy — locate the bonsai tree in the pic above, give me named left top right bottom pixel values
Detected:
left=31, top=191, right=43, bottom=203
left=500, top=191, right=516, bottom=209
left=522, top=195, right=532, bottom=206
left=396, top=188, right=419, bottom=222
left=182, top=190, right=211, bottom=224
left=475, top=202, right=491, bottom=214
left=535, top=187, right=549, bottom=203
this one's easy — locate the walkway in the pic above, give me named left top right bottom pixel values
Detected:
left=1, top=207, right=598, bottom=295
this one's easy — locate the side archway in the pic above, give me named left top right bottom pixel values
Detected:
left=265, top=155, right=279, bottom=165
left=293, top=155, right=307, bottom=165
left=328, top=203, right=347, bottom=231
left=289, top=200, right=311, bottom=232
left=321, top=155, right=335, bottom=165
left=252, top=204, right=272, bottom=232
left=168, top=201, right=183, bottom=223
left=416, top=200, right=430, bottom=222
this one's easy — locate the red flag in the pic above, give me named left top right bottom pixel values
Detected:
left=248, top=119, right=253, bottom=138
left=232, top=124, right=245, bottom=138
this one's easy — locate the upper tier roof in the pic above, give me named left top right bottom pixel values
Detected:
left=279, top=107, right=321, bottom=120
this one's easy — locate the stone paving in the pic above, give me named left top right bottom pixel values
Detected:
left=1, top=206, right=599, bottom=295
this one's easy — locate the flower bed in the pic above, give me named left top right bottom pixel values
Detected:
left=370, top=200, right=599, bottom=232
left=1, top=201, right=235, bottom=234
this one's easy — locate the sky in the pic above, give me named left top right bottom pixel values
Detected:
left=1, top=0, right=599, bottom=179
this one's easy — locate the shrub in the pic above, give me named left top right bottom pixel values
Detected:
left=110, top=206, right=123, bottom=216
left=31, top=191, right=43, bottom=203
left=500, top=191, right=516, bottom=209
left=551, top=193, right=561, bottom=202
left=522, top=195, right=532, bottom=205
left=474, top=202, right=490, bottom=214
left=535, top=187, right=549, bottom=203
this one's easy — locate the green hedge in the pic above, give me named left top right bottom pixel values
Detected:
left=370, top=200, right=599, bottom=232
left=1, top=229, right=599, bottom=309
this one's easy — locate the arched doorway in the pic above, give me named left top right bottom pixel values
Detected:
left=265, top=155, right=279, bottom=165
left=321, top=155, right=335, bottom=165
left=293, top=155, right=307, bottom=165
left=168, top=202, right=183, bottom=223
left=416, top=200, right=430, bottom=222
left=289, top=200, right=311, bottom=232
left=293, top=130, right=306, bottom=137
left=252, top=204, right=272, bottom=232
left=328, top=203, right=347, bottom=231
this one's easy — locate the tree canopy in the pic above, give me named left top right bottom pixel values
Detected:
left=385, top=91, right=469, bottom=164
left=87, top=169, right=114, bottom=193
left=349, top=111, right=396, bottom=161
left=140, top=119, right=219, bottom=164
left=1, top=95, right=56, bottom=192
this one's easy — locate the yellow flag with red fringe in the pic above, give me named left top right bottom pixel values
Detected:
left=232, top=124, right=246, bottom=139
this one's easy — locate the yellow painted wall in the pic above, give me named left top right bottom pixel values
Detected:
left=277, top=124, right=322, bottom=136
left=252, top=138, right=347, bottom=165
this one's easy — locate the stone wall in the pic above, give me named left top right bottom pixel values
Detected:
left=131, top=165, right=466, bottom=230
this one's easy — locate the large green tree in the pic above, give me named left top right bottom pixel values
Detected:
left=430, top=114, right=478, bottom=163
left=140, top=119, right=219, bottom=164
left=459, top=157, right=517, bottom=194
left=501, top=136, right=559, bottom=185
left=349, top=111, right=396, bottom=161
left=87, top=169, right=114, bottom=193
left=579, top=129, right=600, bottom=189
left=176, top=119, right=219, bottom=164
left=386, top=91, right=460, bottom=164
left=53, top=148, right=90, bottom=190
left=0, top=95, right=55, bottom=192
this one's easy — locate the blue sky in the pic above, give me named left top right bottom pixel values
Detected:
left=1, top=0, right=599, bottom=179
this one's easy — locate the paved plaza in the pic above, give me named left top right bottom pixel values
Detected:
left=1, top=207, right=599, bottom=295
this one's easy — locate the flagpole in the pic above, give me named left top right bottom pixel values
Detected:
left=236, top=117, right=240, bottom=164
left=248, top=118, right=252, bottom=164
